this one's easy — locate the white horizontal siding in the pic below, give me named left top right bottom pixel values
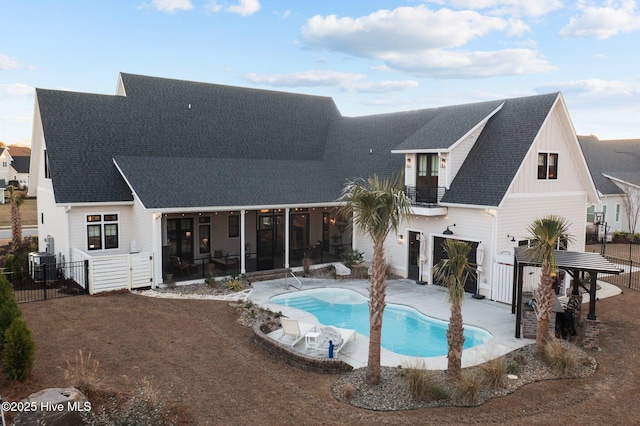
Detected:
left=72, top=248, right=153, bottom=294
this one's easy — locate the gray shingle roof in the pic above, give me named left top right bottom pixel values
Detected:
left=392, top=100, right=504, bottom=151
left=37, top=73, right=561, bottom=209
left=441, top=92, right=560, bottom=206
left=10, top=156, right=30, bottom=174
left=578, top=135, right=640, bottom=195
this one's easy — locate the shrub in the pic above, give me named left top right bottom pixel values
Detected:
left=340, top=249, right=364, bottom=268
left=59, top=350, right=102, bottom=397
left=0, top=275, right=22, bottom=351
left=342, top=382, right=356, bottom=401
left=544, top=340, right=578, bottom=377
left=612, top=231, right=630, bottom=242
left=400, top=361, right=448, bottom=402
left=225, top=278, right=244, bottom=292
left=454, top=371, right=481, bottom=406
left=2, top=317, right=36, bottom=381
left=480, top=357, right=507, bottom=390
left=83, top=378, right=177, bottom=426
left=2, top=254, right=23, bottom=284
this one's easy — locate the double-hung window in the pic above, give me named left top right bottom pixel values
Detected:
left=87, top=214, right=119, bottom=250
left=537, top=153, right=558, bottom=180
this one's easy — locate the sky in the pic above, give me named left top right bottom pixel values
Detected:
left=2, top=0, right=640, bottom=146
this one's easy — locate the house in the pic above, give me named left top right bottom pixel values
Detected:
left=29, top=73, right=597, bottom=299
left=7, top=146, right=31, bottom=190
left=579, top=136, right=640, bottom=239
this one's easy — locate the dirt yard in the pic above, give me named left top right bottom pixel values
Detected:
left=1, top=289, right=640, bottom=425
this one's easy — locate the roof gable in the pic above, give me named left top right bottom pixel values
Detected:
left=579, top=136, right=640, bottom=195
left=392, top=100, right=504, bottom=152
left=441, top=92, right=560, bottom=206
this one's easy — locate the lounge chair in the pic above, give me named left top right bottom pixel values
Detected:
left=279, top=318, right=316, bottom=347
left=316, top=326, right=356, bottom=355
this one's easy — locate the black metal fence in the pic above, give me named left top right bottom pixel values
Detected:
left=600, top=255, right=639, bottom=290
left=2, top=260, right=89, bottom=303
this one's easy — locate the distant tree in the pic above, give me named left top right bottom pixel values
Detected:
left=619, top=182, right=640, bottom=239
left=6, top=185, right=25, bottom=252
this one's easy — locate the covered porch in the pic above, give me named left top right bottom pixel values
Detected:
left=160, top=206, right=352, bottom=283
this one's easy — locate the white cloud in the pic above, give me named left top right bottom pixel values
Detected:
left=302, top=6, right=511, bottom=55
left=384, top=48, right=555, bottom=78
left=208, top=0, right=260, bottom=16
left=243, top=70, right=418, bottom=94
left=560, top=2, right=640, bottom=39
left=0, top=54, right=23, bottom=70
left=0, top=84, right=33, bottom=97
left=535, top=78, right=638, bottom=96
left=300, top=5, right=551, bottom=78
left=151, top=0, right=193, bottom=13
left=433, top=0, right=563, bottom=17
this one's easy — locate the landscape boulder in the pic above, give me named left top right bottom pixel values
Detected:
left=13, top=387, right=88, bottom=426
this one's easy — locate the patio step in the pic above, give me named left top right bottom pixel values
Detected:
left=244, top=268, right=292, bottom=283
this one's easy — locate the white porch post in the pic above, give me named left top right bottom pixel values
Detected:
left=285, top=208, right=290, bottom=268
left=240, top=210, right=246, bottom=274
left=152, top=211, right=163, bottom=288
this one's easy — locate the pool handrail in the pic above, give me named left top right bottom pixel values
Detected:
left=286, top=270, right=302, bottom=290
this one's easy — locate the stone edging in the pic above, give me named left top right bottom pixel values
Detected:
left=252, top=323, right=353, bottom=374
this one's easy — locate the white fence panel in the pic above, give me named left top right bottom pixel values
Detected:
left=71, top=248, right=153, bottom=294
left=130, top=253, right=153, bottom=289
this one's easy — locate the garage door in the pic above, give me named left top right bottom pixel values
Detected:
left=432, top=236, right=478, bottom=294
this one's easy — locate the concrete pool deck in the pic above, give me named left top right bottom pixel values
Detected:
left=249, top=277, right=621, bottom=370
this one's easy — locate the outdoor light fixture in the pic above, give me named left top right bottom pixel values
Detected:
left=443, top=224, right=455, bottom=235
left=507, top=234, right=516, bottom=242
left=398, top=234, right=404, bottom=243
left=440, top=157, right=447, bottom=168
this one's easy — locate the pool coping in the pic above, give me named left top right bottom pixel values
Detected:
left=249, top=278, right=534, bottom=370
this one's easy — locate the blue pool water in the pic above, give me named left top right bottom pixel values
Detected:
left=270, top=288, right=492, bottom=357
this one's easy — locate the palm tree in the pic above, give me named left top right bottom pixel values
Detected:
left=338, top=173, right=412, bottom=385
left=526, top=215, right=572, bottom=357
left=7, top=185, right=25, bottom=252
left=432, top=239, right=476, bottom=379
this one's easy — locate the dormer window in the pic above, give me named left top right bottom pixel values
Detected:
left=538, top=153, right=558, bottom=180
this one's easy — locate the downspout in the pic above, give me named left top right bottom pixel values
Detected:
left=487, top=208, right=498, bottom=301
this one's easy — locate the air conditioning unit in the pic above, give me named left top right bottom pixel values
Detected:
left=29, top=252, right=56, bottom=282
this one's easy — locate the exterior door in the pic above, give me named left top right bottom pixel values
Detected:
left=416, top=154, right=439, bottom=204
left=256, top=213, right=285, bottom=270
left=408, top=231, right=420, bottom=280
left=432, top=236, right=478, bottom=293
left=167, top=218, right=194, bottom=261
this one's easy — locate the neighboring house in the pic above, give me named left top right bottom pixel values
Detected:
left=0, top=147, right=11, bottom=186
left=579, top=136, right=640, bottom=239
left=8, top=146, right=31, bottom=190
left=29, top=73, right=597, bottom=300
left=0, top=146, right=30, bottom=190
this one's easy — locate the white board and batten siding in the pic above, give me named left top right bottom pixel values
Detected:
left=72, top=248, right=153, bottom=294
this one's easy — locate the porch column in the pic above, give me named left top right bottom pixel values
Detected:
left=285, top=208, right=290, bottom=268
left=240, top=210, right=246, bottom=274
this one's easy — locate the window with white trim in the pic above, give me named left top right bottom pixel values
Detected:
left=86, top=213, right=119, bottom=250
left=537, top=152, right=558, bottom=180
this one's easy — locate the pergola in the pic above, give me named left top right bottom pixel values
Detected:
left=512, top=247, right=622, bottom=338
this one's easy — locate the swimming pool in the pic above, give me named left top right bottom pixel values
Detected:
left=270, top=288, right=492, bottom=357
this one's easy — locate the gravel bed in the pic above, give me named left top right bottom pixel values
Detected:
left=331, top=344, right=597, bottom=411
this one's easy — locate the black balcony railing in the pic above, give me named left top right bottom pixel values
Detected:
left=404, top=185, right=446, bottom=206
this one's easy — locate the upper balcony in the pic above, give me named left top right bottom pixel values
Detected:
left=404, top=185, right=448, bottom=216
